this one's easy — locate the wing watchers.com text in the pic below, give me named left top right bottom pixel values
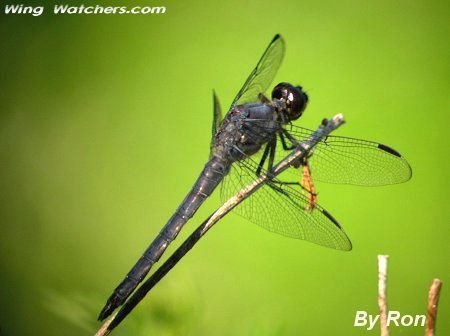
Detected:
left=4, top=4, right=166, bottom=16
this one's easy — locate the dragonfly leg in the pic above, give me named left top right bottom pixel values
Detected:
left=256, top=138, right=277, bottom=176
left=257, top=92, right=271, bottom=104
left=301, top=159, right=317, bottom=211
left=279, top=133, right=293, bottom=151
left=279, top=130, right=295, bottom=150
left=280, top=129, right=317, bottom=209
left=281, top=128, right=300, bottom=146
left=280, top=129, right=307, bottom=170
left=271, top=180, right=317, bottom=197
left=256, top=142, right=271, bottom=176
left=266, top=179, right=317, bottom=213
left=267, top=138, right=276, bottom=170
left=268, top=164, right=317, bottom=212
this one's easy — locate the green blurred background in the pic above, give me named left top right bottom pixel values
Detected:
left=1, top=0, right=448, bottom=335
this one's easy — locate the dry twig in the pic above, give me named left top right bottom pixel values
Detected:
left=426, top=278, right=443, bottom=336
left=378, top=254, right=389, bottom=336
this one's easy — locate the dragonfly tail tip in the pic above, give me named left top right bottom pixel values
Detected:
left=98, top=302, right=115, bottom=321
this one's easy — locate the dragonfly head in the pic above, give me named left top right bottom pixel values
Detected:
left=272, top=83, right=308, bottom=122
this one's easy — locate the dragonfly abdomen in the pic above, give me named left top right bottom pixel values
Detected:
left=99, top=156, right=230, bottom=320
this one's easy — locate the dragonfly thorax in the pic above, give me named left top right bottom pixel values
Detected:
left=272, top=82, right=308, bottom=122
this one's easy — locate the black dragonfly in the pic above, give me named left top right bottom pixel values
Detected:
left=98, top=34, right=412, bottom=321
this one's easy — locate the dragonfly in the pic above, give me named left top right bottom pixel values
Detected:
left=98, top=34, right=412, bottom=321
left=98, top=114, right=347, bottom=335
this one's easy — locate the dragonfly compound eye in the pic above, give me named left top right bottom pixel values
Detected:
left=272, top=82, right=308, bottom=121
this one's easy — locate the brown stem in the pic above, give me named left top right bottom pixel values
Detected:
left=377, top=255, right=389, bottom=336
left=425, top=278, right=443, bottom=336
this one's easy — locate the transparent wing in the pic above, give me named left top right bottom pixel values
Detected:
left=275, top=124, right=413, bottom=186
left=212, top=90, right=223, bottom=136
left=230, top=34, right=285, bottom=109
left=221, top=151, right=352, bottom=251
left=210, top=91, right=223, bottom=158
